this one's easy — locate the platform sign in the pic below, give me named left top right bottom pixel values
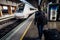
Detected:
left=49, top=4, right=58, bottom=21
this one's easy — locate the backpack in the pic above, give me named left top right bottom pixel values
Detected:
left=35, top=11, right=47, bottom=25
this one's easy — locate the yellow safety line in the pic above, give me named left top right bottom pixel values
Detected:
left=20, top=20, right=33, bottom=40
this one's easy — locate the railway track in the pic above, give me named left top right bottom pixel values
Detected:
left=0, top=13, right=33, bottom=39
left=0, top=18, right=25, bottom=39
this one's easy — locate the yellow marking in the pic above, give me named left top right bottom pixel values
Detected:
left=20, top=20, right=33, bottom=40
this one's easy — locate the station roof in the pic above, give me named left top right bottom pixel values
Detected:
left=7, top=0, right=49, bottom=8
left=26, top=0, right=38, bottom=8
left=8, top=0, right=21, bottom=3
left=8, top=0, right=38, bottom=8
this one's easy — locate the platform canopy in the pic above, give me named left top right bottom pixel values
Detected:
left=8, top=0, right=43, bottom=8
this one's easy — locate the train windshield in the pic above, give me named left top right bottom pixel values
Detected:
left=16, top=3, right=25, bottom=13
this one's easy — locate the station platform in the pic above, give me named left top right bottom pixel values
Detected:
left=23, top=21, right=60, bottom=40
left=0, top=14, right=60, bottom=40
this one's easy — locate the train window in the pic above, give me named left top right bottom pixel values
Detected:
left=19, top=4, right=25, bottom=12
left=30, top=8, right=36, bottom=10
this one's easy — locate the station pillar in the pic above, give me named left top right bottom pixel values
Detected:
left=0, top=6, right=3, bottom=17
left=0, top=11, right=3, bottom=17
left=8, top=5, right=12, bottom=15
left=14, top=6, right=17, bottom=12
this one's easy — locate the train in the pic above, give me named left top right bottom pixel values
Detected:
left=14, top=3, right=38, bottom=19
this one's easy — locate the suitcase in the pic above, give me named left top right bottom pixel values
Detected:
left=44, top=29, right=60, bottom=40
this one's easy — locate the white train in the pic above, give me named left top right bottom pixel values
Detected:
left=14, top=3, right=38, bottom=19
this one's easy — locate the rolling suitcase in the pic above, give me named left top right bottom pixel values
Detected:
left=44, top=29, right=60, bottom=40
